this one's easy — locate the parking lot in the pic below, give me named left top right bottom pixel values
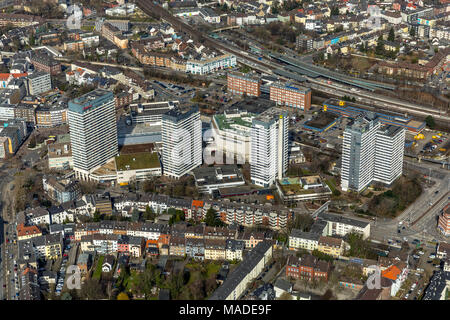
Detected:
left=396, top=241, right=440, bottom=300
left=405, top=129, right=449, bottom=159
left=291, top=107, right=352, bottom=151
left=55, top=243, right=71, bottom=296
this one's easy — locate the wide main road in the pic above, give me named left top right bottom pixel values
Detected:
left=370, top=170, right=449, bottom=244
left=136, top=0, right=450, bottom=124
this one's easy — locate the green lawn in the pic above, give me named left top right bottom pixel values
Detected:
left=125, top=271, right=139, bottom=292
left=115, top=152, right=160, bottom=170
left=93, top=256, right=104, bottom=280
left=325, top=178, right=337, bottom=193
left=205, top=263, right=221, bottom=278
left=81, top=25, right=94, bottom=31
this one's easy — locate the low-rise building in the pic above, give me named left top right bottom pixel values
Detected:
left=285, top=254, right=330, bottom=281
left=47, top=134, right=73, bottom=170
left=43, top=176, right=81, bottom=204
left=438, top=203, right=450, bottom=237
left=288, top=229, right=320, bottom=251
left=276, top=176, right=333, bottom=203
left=209, top=241, right=273, bottom=300
left=186, top=54, right=236, bottom=75
left=227, top=72, right=261, bottom=97
left=225, top=239, right=245, bottom=261
left=317, top=236, right=344, bottom=258
left=17, top=224, right=42, bottom=241
left=204, top=239, right=226, bottom=261
left=193, top=165, right=245, bottom=194
left=319, top=212, right=371, bottom=240
left=26, top=71, right=51, bottom=96
left=115, top=151, right=162, bottom=186
left=269, top=82, right=311, bottom=111
left=169, top=236, right=185, bottom=257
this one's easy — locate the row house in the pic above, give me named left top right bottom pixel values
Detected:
left=225, top=239, right=245, bottom=261
left=185, top=238, right=205, bottom=261
left=117, top=235, right=145, bottom=258
left=188, top=200, right=205, bottom=221
left=25, top=207, right=51, bottom=226
left=131, top=44, right=187, bottom=72
left=0, top=13, right=43, bottom=27
left=204, top=239, right=226, bottom=261
left=81, top=234, right=119, bottom=255
left=115, top=91, right=134, bottom=109
left=185, top=225, right=205, bottom=239
left=169, top=236, right=185, bottom=257
left=237, top=232, right=265, bottom=249
left=32, top=233, right=63, bottom=260
left=61, top=196, right=95, bottom=217
left=74, top=221, right=171, bottom=243
left=204, top=226, right=237, bottom=240
left=48, top=205, right=74, bottom=224
left=74, top=222, right=101, bottom=241
left=17, top=224, right=42, bottom=241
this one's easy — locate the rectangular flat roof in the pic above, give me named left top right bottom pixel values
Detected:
left=68, top=89, right=114, bottom=114
left=115, top=152, right=160, bottom=171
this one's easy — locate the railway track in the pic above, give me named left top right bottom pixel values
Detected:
left=410, top=191, right=449, bottom=227
left=136, top=0, right=450, bottom=122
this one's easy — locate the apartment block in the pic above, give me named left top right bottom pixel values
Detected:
left=227, top=72, right=261, bottom=97
left=341, top=115, right=405, bottom=192
left=161, top=106, right=202, bottom=179
left=269, top=82, right=311, bottom=111
left=26, top=72, right=52, bottom=96
left=250, top=108, right=289, bottom=187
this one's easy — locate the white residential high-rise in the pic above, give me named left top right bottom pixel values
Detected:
left=341, top=116, right=380, bottom=192
left=161, top=106, right=202, bottom=179
left=374, top=125, right=405, bottom=185
left=341, top=115, right=405, bottom=192
left=68, top=89, right=118, bottom=181
left=250, top=108, right=288, bottom=187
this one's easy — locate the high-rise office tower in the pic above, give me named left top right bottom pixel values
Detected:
left=68, top=89, right=118, bottom=180
left=250, top=108, right=288, bottom=187
left=161, top=106, right=202, bottom=179
left=341, top=115, right=405, bottom=192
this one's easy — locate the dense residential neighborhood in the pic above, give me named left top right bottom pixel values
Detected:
left=0, top=0, right=449, bottom=305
